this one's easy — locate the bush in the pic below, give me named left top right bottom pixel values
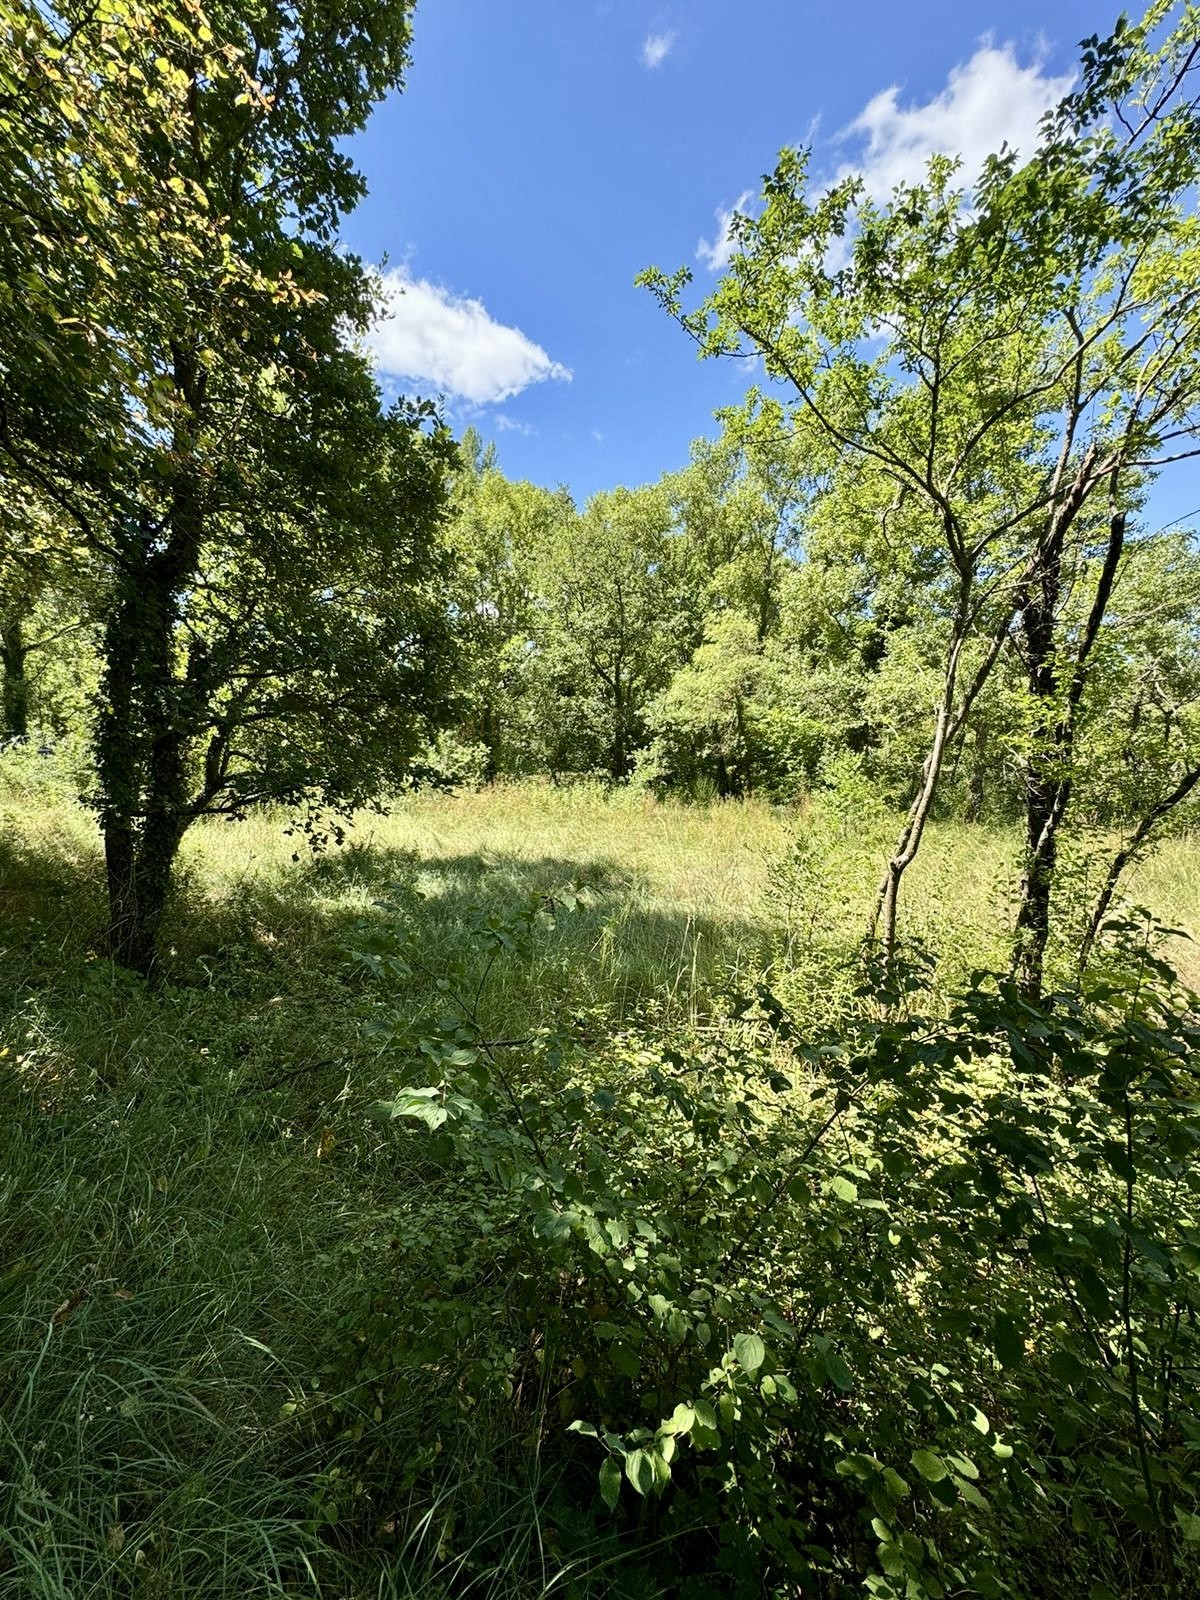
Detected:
left=355, top=897, right=1200, bottom=1597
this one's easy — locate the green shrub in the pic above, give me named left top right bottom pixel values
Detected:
left=357, top=899, right=1200, bottom=1597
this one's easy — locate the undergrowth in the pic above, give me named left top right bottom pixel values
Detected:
left=2, top=769, right=1199, bottom=1597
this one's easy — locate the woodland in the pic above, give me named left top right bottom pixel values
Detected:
left=2, top=1, right=1200, bottom=1597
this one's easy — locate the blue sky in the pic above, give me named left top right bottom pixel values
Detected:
left=342, top=0, right=1198, bottom=531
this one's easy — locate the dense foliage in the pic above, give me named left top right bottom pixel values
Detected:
left=1, top=0, right=456, bottom=972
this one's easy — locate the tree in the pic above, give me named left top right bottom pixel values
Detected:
left=641, top=159, right=1054, bottom=960
left=443, top=435, right=574, bottom=780
left=671, top=400, right=808, bottom=646
left=641, top=612, right=768, bottom=798
left=641, top=1, right=1200, bottom=991
left=1073, top=529, right=1200, bottom=966
left=980, top=5, right=1200, bottom=992
left=532, top=485, right=685, bottom=782
left=93, top=384, right=454, bottom=971
left=1, top=0, right=455, bottom=972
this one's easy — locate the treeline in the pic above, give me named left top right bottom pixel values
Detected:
left=440, top=422, right=1200, bottom=831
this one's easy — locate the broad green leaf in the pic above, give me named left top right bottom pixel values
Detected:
left=692, top=1397, right=718, bottom=1430
left=599, top=1456, right=621, bottom=1511
left=954, top=1475, right=988, bottom=1509
left=661, top=1402, right=695, bottom=1436
left=610, top=1342, right=640, bottom=1378
left=624, top=1448, right=655, bottom=1496
left=823, top=1350, right=854, bottom=1391
left=881, top=1467, right=910, bottom=1500
left=992, top=1311, right=1025, bottom=1368
left=734, top=1332, right=765, bottom=1373
left=911, top=1449, right=948, bottom=1482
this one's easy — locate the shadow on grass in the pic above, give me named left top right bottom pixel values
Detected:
left=0, top=829, right=773, bottom=1101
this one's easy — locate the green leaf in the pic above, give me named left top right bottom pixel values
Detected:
left=828, top=1175, right=859, bottom=1204
left=733, top=1332, right=765, bottom=1373
left=610, top=1342, right=640, bottom=1379
left=381, top=1089, right=448, bottom=1130
left=1075, top=1264, right=1113, bottom=1319
left=599, top=1456, right=621, bottom=1511
left=881, top=1467, right=910, bottom=1500
left=823, top=1350, right=854, bottom=1391
left=926, top=1473, right=959, bottom=1508
left=911, top=1449, right=949, bottom=1482
left=692, top=1397, right=718, bottom=1431
left=624, top=1448, right=655, bottom=1496
left=954, top=1475, right=988, bottom=1509
left=661, top=1402, right=695, bottom=1436
left=992, top=1311, right=1025, bottom=1368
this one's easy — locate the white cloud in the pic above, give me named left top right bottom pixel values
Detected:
left=367, top=268, right=572, bottom=406
left=695, top=44, right=1073, bottom=274
left=642, top=30, right=675, bottom=69
left=837, top=42, right=1074, bottom=201
left=591, top=429, right=605, bottom=444
left=696, top=189, right=754, bottom=271
left=494, top=414, right=536, bottom=436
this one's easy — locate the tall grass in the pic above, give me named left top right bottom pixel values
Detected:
left=1, top=765, right=1197, bottom=1596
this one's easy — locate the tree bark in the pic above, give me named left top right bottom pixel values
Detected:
left=1012, top=508, right=1125, bottom=998
left=96, top=346, right=209, bottom=975
left=1012, top=772, right=1061, bottom=1000
left=1079, top=762, right=1200, bottom=970
left=1, top=618, right=29, bottom=740
left=98, top=581, right=193, bottom=976
left=97, top=571, right=147, bottom=967
left=869, top=695, right=954, bottom=960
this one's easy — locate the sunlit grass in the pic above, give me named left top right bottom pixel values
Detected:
left=1, top=768, right=1197, bottom=1597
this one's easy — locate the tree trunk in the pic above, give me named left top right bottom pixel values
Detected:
left=94, top=346, right=209, bottom=976
left=715, top=750, right=732, bottom=799
left=97, top=569, right=186, bottom=975
left=103, top=815, right=184, bottom=975
left=104, top=820, right=145, bottom=970
left=97, top=570, right=156, bottom=972
left=869, top=698, right=953, bottom=960
left=610, top=672, right=628, bottom=782
left=1079, top=763, right=1200, bottom=970
left=966, top=722, right=987, bottom=822
left=1, top=618, right=29, bottom=740
left=1012, top=775, right=1061, bottom=1000
left=866, top=607, right=977, bottom=962
left=1012, top=508, right=1125, bottom=998
left=97, top=504, right=204, bottom=972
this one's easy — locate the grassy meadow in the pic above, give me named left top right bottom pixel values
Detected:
left=2, top=767, right=1199, bottom=1598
